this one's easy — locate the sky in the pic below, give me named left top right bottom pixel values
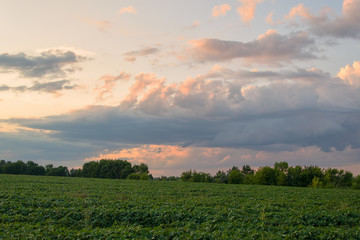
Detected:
left=1, top=0, right=360, bottom=177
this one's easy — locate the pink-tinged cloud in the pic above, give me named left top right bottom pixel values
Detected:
left=337, top=60, right=360, bottom=88
left=116, top=66, right=333, bottom=120
left=83, top=19, right=112, bottom=32
left=212, top=4, right=231, bottom=17
left=237, top=0, right=263, bottom=24
left=285, top=0, right=360, bottom=39
left=185, top=21, right=200, bottom=30
left=95, top=20, right=111, bottom=31
left=86, top=145, right=191, bottom=169
left=124, top=47, right=160, bottom=62
left=119, top=73, right=170, bottom=112
left=85, top=145, right=360, bottom=177
left=85, top=145, right=242, bottom=176
left=188, top=30, right=317, bottom=65
left=93, top=72, right=131, bottom=102
left=118, top=6, right=136, bottom=14
left=285, top=4, right=312, bottom=21
left=266, top=11, right=274, bottom=24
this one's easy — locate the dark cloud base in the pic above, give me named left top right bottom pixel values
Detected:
left=11, top=105, right=360, bottom=154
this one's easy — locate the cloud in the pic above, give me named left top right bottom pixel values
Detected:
left=184, top=21, right=200, bottom=30
left=119, top=73, right=171, bottom=113
left=118, top=6, right=136, bottom=15
left=94, top=20, right=112, bottom=32
left=187, top=30, right=317, bottom=65
left=10, top=59, right=360, bottom=156
left=237, top=0, right=263, bottom=24
left=124, top=47, right=160, bottom=62
left=29, top=80, right=78, bottom=93
left=85, top=144, right=192, bottom=169
left=337, top=60, right=360, bottom=88
left=266, top=11, right=274, bottom=24
left=85, top=145, right=360, bottom=177
left=284, top=4, right=312, bottom=21
left=0, top=85, right=10, bottom=91
left=0, top=49, right=88, bottom=78
left=0, top=129, right=103, bottom=165
left=285, top=0, right=360, bottom=39
left=82, top=18, right=112, bottom=32
left=0, top=80, right=78, bottom=94
left=93, top=72, right=131, bottom=101
left=212, top=4, right=231, bottom=17
left=3, top=58, right=360, bottom=172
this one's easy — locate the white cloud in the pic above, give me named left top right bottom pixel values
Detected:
left=337, top=60, right=360, bottom=88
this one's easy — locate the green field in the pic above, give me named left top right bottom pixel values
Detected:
left=1, top=175, right=360, bottom=239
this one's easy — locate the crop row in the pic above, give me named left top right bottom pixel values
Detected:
left=1, top=174, right=360, bottom=239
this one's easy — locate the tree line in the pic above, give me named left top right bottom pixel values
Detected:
left=180, top=162, right=360, bottom=189
left=2, top=159, right=360, bottom=189
left=0, top=159, right=151, bottom=180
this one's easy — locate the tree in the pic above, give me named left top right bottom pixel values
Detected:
left=255, top=166, right=277, bottom=185
left=242, top=165, right=254, bottom=175
left=323, top=168, right=340, bottom=188
left=287, top=166, right=303, bottom=187
left=228, top=169, right=243, bottom=184
left=96, top=159, right=133, bottom=179
left=352, top=175, right=360, bottom=189
left=276, top=171, right=287, bottom=186
left=132, top=163, right=149, bottom=174
left=127, top=173, right=141, bottom=180
left=181, top=170, right=193, bottom=182
left=69, top=168, right=82, bottom=177
left=310, top=176, right=323, bottom=188
left=46, top=164, right=69, bottom=176
left=241, top=165, right=255, bottom=184
left=338, top=171, right=353, bottom=188
left=0, top=160, right=6, bottom=173
left=26, top=161, right=45, bottom=175
left=300, top=166, right=323, bottom=187
left=82, top=161, right=100, bottom=178
left=274, top=162, right=289, bottom=172
left=214, top=170, right=228, bottom=184
left=3, top=160, right=27, bottom=175
left=192, top=171, right=202, bottom=182
left=190, top=171, right=213, bottom=182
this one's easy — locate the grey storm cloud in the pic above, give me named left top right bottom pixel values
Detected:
left=188, top=31, right=317, bottom=64
left=0, top=50, right=89, bottom=78
left=10, top=105, right=360, bottom=154
left=12, top=106, right=217, bottom=147
left=0, top=85, right=10, bottom=91
left=0, top=130, right=103, bottom=163
left=29, top=80, right=78, bottom=93
left=0, top=80, right=77, bottom=94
